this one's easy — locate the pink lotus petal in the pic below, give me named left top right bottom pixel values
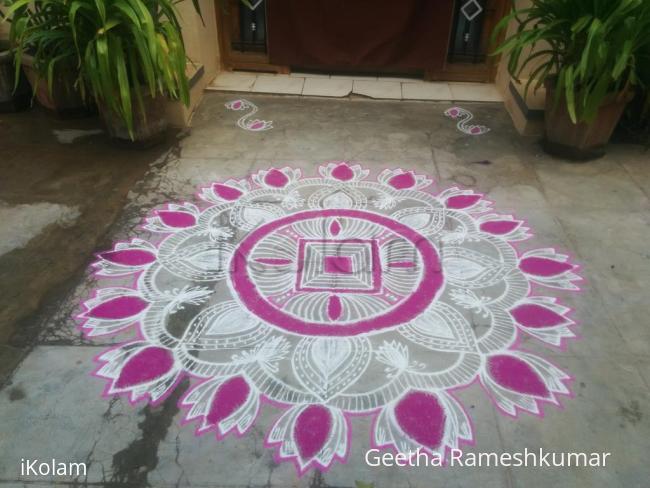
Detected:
left=480, top=220, right=520, bottom=235
left=446, top=194, right=481, bottom=209
left=207, top=376, right=250, bottom=425
left=213, top=183, right=243, bottom=201
left=470, top=126, right=482, bottom=134
left=100, top=249, right=156, bottom=266
left=264, top=169, right=289, bottom=188
left=511, top=303, right=566, bottom=328
left=231, top=101, right=242, bottom=109
left=520, top=257, right=573, bottom=277
left=327, top=295, right=343, bottom=320
left=294, top=405, right=332, bottom=460
left=158, top=211, right=196, bottom=228
left=249, top=121, right=265, bottom=130
left=87, top=296, right=148, bottom=320
left=394, top=391, right=446, bottom=449
left=329, top=219, right=341, bottom=236
left=331, top=163, right=354, bottom=181
left=487, top=355, right=549, bottom=397
left=388, top=172, right=416, bottom=190
left=115, top=346, right=174, bottom=388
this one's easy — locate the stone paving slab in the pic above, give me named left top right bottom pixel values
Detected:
left=1, top=93, right=650, bottom=487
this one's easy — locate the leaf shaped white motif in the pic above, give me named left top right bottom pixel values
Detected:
left=443, top=257, right=485, bottom=280
left=188, top=249, right=230, bottom=271
left=293, top=337, right=371, bottom=401
left=206, top=306, right=259, bottom=335
left=322, top=191, right=354, bottom=209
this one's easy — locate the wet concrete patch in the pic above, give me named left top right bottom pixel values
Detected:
left=0, top=201, right=80, bottom=256
left=0, top=109, right=176, bottom=378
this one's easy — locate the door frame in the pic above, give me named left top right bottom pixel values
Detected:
left=216, top=0, right=509, bottom=81
left=215, top=0, right=287, bottom=73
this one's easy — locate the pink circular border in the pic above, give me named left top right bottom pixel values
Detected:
left=230, top=209, right=443, bottom=336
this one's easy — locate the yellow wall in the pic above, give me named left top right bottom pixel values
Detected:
left=166, top=0, right=222, bottom=127
left=494, top=0, right=548, bottom=135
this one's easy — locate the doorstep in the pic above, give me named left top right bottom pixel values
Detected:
left=206, top=71, right=504, bottom=103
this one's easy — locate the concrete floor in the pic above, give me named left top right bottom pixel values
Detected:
left=1, top=93, right=649, bottom=487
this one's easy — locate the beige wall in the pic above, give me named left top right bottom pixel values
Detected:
left=494, top=0, right=549, bottom=135
left=167, top=0, right=222, bottom=127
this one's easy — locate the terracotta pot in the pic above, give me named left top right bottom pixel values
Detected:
left=543, top=79, right=633, bottom=160
left=99, top=94, right=168, bottom=147
left=0, top=42, right=30, bottom=113
left=22, top=54, right=90, bottom=117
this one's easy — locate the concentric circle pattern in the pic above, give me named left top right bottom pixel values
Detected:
left=79, top=163, right=581, bottom=474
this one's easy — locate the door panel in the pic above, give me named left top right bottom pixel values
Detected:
left=266, top=0, right=456, bottom=75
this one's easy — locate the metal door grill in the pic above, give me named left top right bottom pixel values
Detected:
left=448, top=0, right=488, bottom=63
left=231, top=0, right=268, bottom=53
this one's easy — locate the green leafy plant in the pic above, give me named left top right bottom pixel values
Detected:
left=492, top=0, right=650, bottom=123
left=2, top=0, right=202, bottom=136
left=1, top=0, right=77, bottom=96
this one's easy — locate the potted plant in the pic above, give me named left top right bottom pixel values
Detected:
left=0, top=38, right=30, bottom=112
left=69, top=0, right=201, bottom=144
left=493, top=0, right=650, bottom=160
left=2, top=0, right=88, bottom=116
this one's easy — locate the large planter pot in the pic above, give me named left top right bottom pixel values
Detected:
left=99, top=94, right=168, bottom=148
left=22, top=54, right=90, bottom=117
left=543, top=80, right=632, bottom=160
left=0, top=41, right=30, bottom=113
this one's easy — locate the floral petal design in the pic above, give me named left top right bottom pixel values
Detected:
left=100, top=249, right=156, bottom=266
left=388, top=172, right=416, bottom=190
left=481, top=352, right=571, bottom=416
left=214, top=183, right=243, bottom=201
left=115, top=347, right=175, bottom=388
left=519, top=249, right=581, bottom=290
left=266, top=405, right=348, bottom=473
left=199, top=179, right=250, bottom=204
left=509, top=297, right=575, bottom=346
left=252, top=167, right=301, bottom=189
left=487, top=355, right=549, bottom=397
left=78, top=288, right=149, bottom=337
left=394, top=391, right=446, bottom=449
left=374, top=390, right=471, bottom=458
left=511, top=303, right=566, bottom=328
left=158, top=211, right=197, bottom=228
left=95, top=342, right=180, bottom=405
left=295, top=405, right=332, bottom=460
left=480, top=220, right=520, bottom=235
left=87, top=296, right=148, bottom=319
left=181, top=376, right=260, bottom=437
left=82, top=163, right=582, bottom=475
left=319, top=162, right=369, bottom=182
left=446, top=194, right=482, bottom=209
left=378, top=169, right=432, bottom=191
left=439, top=187, right=491, bottom=213
left=520, top=257, right=574, bottom=277
left=144, top=203, right=201, bottom=233
left=477, top=214, right=530, bottom=241
left=331, top=163, right=354, bottom=181
left=93, top=239, right=158, bottom=276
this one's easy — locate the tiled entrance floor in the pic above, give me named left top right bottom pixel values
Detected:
left=206, top=71, right=504, bottom=102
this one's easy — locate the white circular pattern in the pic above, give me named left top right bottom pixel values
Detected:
left=79, top=163, right=582, bottom=474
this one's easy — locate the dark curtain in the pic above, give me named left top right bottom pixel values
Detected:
left=267, top=0, right=455, bottom=73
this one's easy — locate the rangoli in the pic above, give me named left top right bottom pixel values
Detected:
left=78, top=163, right=581, bottom=474
left=445, top=107, right=491, bottom=135
left=225, top=99, right=273, bottom=132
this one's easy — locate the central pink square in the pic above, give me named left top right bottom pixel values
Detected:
left=323, top=256, right=353, bottom=274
